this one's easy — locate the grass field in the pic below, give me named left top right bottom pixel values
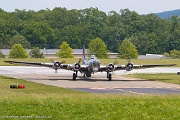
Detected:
left=0, top=75, right=180, bottom=120
left=0, top=58, right=180, bottom=119
left=127, top=73, right=180, bottom=85
left=0, top=58, right=180, bottom=67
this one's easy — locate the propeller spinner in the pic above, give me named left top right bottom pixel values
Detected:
left=51, top=59, right=65, bottom=73
left=126, top=62, right=134, bottom=71
left=74, top=58, right=81, bottom=70
left=107, top=60, right=118, bottom=71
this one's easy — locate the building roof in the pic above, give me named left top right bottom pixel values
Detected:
left=138, top=54, right=163, bottom=59
left=0, top=49, right=88, bottom=55
left=1, top=49, right=164, bottom=59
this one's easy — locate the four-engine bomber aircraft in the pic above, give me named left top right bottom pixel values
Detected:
left=4, top=47, right=176, bottom=81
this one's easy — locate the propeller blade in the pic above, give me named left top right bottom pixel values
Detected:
left=50, top=59, right=65, bottom=64
left=78, top=58, right=81, bottom=64
left=127, top=59, right=131, bottom=63
left=50, top=59, right=65, bottom=73
left=113, top=60, right=119, bottom=65
left=50, top=58, right=55, bottom=63
left=60, top=60, right=66, bottom=64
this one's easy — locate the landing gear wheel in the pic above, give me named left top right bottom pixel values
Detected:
left=107, top=72, right=109, bottom=78
left=108, top=73, right=112, bottom=81
left=86, top=73, right=91, bottom=77
left=73, top=73, right=76, bottom=81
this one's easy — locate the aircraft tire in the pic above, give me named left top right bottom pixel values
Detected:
left=73, top=73, right=76, bottom=80
left=107, top=73, right=109, bottom=78
left=86, top=74, right=91, bottom=77
left=108, top=73, right=112, bottom=81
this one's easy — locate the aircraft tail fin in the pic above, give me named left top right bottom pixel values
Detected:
left=82, top=46, right=86, bottom=65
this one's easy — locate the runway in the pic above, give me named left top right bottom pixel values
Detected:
left=0, top=66, right=180, bottom=95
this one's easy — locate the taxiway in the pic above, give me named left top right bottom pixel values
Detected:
left=0, top=66, right=180, bottom=95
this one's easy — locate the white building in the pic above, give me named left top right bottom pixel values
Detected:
left=138, top=54, right=163, bottom=59
left=0, top=49, right=119, bottom=58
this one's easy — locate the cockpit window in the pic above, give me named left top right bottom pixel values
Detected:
left=89, top=55, right=96, bottom=59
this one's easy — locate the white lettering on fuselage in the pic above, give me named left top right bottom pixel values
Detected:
left=93, top=67, right=99, bottom=72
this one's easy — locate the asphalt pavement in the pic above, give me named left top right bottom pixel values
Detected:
left=0, top=66, right=180, bottom=95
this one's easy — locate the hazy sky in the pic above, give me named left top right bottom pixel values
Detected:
left=0, top=0, right=180, bottom=14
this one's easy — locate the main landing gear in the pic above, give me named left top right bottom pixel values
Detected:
left=107, top=72, right=112, bottom=81
left=83, top=73, right=91, bottom=78
left=73, top=71, right=78, bottom=80
left=73, top=71, right=112, bottom=81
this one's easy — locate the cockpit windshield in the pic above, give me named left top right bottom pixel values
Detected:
left=89, top=55, right=96, bottom=59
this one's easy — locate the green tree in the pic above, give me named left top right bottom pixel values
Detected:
left=88, top=37, right=109, bottom=59
left=169, top=49, right=180, bottom=58
left=0, top=51, right=5, bottom=58
left=163, top=49, right=180, bottom=59
left=9, top=34, right=31, bottom=48
left=1, top=7, right=180, bottom=54
left=29, top=47, right=44, bottom=58
left=56, top=42, right=74, bottom=58
left=143, top=33, right=160, bottom=54
left=9, top=44, right=28, bottom=58
left=20, top=21, right=56, bottom=49
left=163, top=52, right=170, bottom=59
left=118, top=39, right=138, bottom=59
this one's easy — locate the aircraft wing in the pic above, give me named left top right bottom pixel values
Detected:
left=3, top=60, right=70, bottom=70
left=133, top=64, right=176, bottom=68
left=99, top=63, right=176, bottom=72
left=128, top=64, right=176, bottom=71
left=4, top=61, right=53, bottom=67
left=3, top=60, right=89, bottom=72
left=4, top=60, right=176, bottom=72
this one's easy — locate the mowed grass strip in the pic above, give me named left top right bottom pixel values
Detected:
left=0, top=58, right=180, bottom=67
left=0, top=75, right=180, bottom=120
left=127, top=73, right=180, bottom=85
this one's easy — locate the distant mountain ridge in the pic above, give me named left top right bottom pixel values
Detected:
left=155, top=9, right=180, bottom=19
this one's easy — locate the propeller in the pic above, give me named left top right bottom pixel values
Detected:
left=107, top=60, right=119, bottom=72
left=74, top=58, right=81, bottom=70
left=125, top=59, right=133, bottom=71
left=50, top=59, right=66, bottom=73
left=50, top=59, right=66, bottom=64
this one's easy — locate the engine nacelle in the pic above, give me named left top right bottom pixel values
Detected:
left=108, top=63, right=115, bottom=71
left=74, top=63, right=81, bottom=71
left=53, top=61, right=61, bottom=70
left=126, top=62, right=134, bottom=71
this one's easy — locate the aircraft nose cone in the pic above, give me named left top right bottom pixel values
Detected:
left=93, top=61, right=99, bottom=67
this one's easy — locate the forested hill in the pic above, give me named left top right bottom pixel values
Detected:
left=0, top=7, right=180, bottom=55
left=156, top=9, right=180, bottom=19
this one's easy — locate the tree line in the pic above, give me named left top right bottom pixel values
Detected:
left=1, top=39, right=179, bottom=59
left=0, top=7, right=180, bottom=55
left=0, top=38, right=139, bottom=59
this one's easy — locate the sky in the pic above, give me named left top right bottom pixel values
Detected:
left=0, top=0, right=180, bottom=14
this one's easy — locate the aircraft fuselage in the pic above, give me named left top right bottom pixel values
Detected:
left=86, top=58, right=100, bottom=73
left=79, top=55, right=101, bottom=77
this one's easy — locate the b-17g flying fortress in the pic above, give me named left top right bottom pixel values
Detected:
left=3, top=46, right=176, bottom=81
left=2, top=46, right=179, bottom=95
left=0, top=1, right=180, bottom=119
